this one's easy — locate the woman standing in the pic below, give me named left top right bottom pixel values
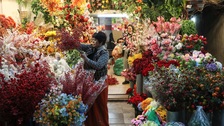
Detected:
left=78, top=31, right=109, bottom=126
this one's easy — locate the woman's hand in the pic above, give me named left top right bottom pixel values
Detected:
left=80, top=53, right=88, bottom=61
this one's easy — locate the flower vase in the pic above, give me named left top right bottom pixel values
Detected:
left=212, top=109, right=224, bottom=126
left=129, top=80, right=135, bottom=89
left=167, top=110, right=185, bottom=124
left=136, top=74, right=143, bottom=94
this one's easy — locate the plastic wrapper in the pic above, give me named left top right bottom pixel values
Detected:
left=165, top=122, right=185, bottom=126
left=145, top=108, right=161, bottom=125
left=188, top=106, right=210, bottom=126
left=113, top=57, right=124, bottom=76
left=60, top=61, right=107, bottom=110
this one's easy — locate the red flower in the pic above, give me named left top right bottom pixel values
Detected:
left=0, top=61, right=57, bottom=125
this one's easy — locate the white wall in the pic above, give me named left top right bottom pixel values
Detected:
left=0, top=0, right=31, bottom=23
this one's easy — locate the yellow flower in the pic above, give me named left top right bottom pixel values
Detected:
left=128, top=56, right=135, bottom=66
left=155, top=106, right=167, bottom=122
left=133, top=53, right=142, bottom=59
left=45, top=31, right=56, bottom=37
left=141, top=98, right=153, bottom=110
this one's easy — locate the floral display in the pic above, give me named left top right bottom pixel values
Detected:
left=126, top=85, right=147, bottom=110
left=184, top=64, right=224, bottom=112
left=0, top=14, right=16, bottom=36
left=132, top=99, right=167, bottom=126
left=0, top=31, right=58, bottom=125
left=31, top=0, right=96, bottom=43
left=58, top=28, right=81, bottom=51
left=121, top=67, right=136, bottom=81
left=145, top=61, right=187, bottom=112
left=34, top=93, right=88, bottom=126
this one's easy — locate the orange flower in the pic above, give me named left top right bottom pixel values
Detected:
left=136, top=0, right=142, bottom=3
left=72, top=0, right=86, bottom=7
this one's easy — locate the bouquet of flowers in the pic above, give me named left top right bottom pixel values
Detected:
left=126, top=85, right=147, bottom=110
left=60, top=61, right=108, bottom=108
left=34, top=93, right=88, bottom=126
left=183, top=62, right=224, bottom=112
left=148, top=60, right=188, bottom=111
left=121, top=67, right=136, bottom=81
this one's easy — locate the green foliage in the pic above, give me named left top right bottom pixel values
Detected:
left=31, top=0, right=53, bottom=23
left=113, top=0, right=186, bottom=21
left=65, top=49, right=81, bottom=68
left=180, top=20, right=197, bottom=35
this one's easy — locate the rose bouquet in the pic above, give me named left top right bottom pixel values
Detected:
left=34, top=93, right=88, bottom=126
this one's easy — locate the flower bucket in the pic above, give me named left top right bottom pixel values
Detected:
left=212, top=109, right=224, bottom=126
left=167, top=110, right=185, bottom=124
left=129, top=80, right=135, bottom=89
left=136, top=74, right=143, bottom=94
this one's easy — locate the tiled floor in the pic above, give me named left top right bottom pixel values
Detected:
left=108, top=102, right=134, bottom=126
left=107, top=64, right=135, bottom=126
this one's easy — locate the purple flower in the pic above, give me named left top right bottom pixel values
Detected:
left=206, top=63, right=218, bottom=71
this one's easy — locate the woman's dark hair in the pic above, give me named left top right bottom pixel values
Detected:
left=92, top=31, right=107, bottom=45
left=117, top=38, right=124, bottom=43
left=127, top=24, right=135, bottom=33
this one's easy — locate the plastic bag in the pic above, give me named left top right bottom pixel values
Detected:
left=165, top=122, right=185, bottom=126
left=145, top=108, right=161, bottom=125
left=113, top=58, right=124, bottom=76
left=188, top=106, right=210, bottom=126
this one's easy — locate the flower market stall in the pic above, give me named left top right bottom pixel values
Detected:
left=0, top=0, right=224, bottom=126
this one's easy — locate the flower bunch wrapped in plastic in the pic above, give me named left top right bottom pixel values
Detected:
left=60, top=61, right=107, bottom=108
left=34, top=93, right=87, bottom=126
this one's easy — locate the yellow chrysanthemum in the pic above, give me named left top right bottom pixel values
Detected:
left=141, top=98, right=153, bottom=111
left=155, top=106, right=167, bottom=122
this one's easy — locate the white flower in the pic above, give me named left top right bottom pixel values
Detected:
left=175, top=43, right=183, bottom=50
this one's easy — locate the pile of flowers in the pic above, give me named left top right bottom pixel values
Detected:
left=131, top=98, right=167, bottom=126
left=58, top=28, right=81, bottom=51
left=34, top=93, right=88, bottom=126
left=0, top=14, right=16, bottom=36
left=0, top=30, right=58, bottom=125
left=31, top=0, right=96, bottom=43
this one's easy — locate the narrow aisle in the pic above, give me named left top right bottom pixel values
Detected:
left=107, top=63, right=135, bottom=126
left=108, top=101, right=134, bottom=126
